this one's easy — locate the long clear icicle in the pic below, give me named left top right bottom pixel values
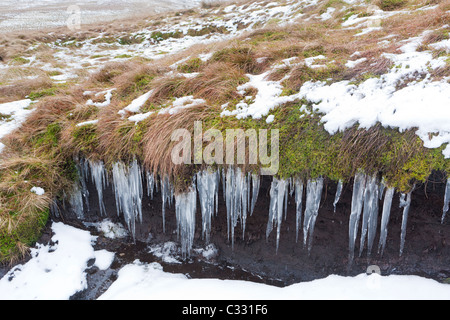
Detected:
left=175, top=187, right=197, bottom=259
left=349, top=172, right=366, bottom=262
left=250, top=173, right=260, bottom=216
left=295, top=178, right=304, bottom=243
left=111, top=160, right=143, bottom=239
left=76, top=158, right=90, bottom=212
left=224, top=167, right=249, bottom=248
left=146, top=171, right=156, bottom=200
left=378, top=187, right=395, bottom=256
left=399, top=191, right=412, bottom=257
left=266, top=178, right=288, bottom=253
left=161, top=175, right=174, bottom=233
left=88, top=160, right=108, bottom=217
left=359, top=175, right=379, bottom=257
left=333, top=180, right=343, bottom=213
left=303, top=178, right=324, bottom=253
left=197, top=169, right=220, bottom=244
left=442, top=178, right=450, bottom=224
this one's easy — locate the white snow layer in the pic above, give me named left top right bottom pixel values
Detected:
left=1, top=222, right=449, bottom=300
left=0, top=223, right=96, bottom=300
left=98, top=260, right=450, bottom=300
left=0, top=99, right=34, bottom=153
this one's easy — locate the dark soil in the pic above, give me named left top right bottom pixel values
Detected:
left=2, top=171, right=449, bottom=299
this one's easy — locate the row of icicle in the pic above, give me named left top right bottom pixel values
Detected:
left=60, top=159, right=449, bottom=260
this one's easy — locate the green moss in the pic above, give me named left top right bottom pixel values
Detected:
left=150, top=31, right=184, bottom=42
left=0, top=208, right=49, bottom=263
left=33, top=123, right=62, bottom=149
left=187, top=25, right=229, bottom=37
left=72, top=123, right=99, bottom=154
left=118, top=35, right=146, bottom=45
left=28, top=87, right=61, bottom=100
left=11, top=56, right=30, bottom=65
left=0, top=113, right=12, bottom=122
left=177, top=57, right=203, bottom=73
left=302, top=45, right=326, bottom=58
left=115, top=54, right=133, bottom=59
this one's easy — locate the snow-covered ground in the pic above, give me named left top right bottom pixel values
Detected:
left=0, top=222, right=448, bottom=300
left=0, top=0, right=212, bottom=31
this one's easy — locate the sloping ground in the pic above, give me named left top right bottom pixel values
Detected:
left=0, top=0, right=449, bottom=270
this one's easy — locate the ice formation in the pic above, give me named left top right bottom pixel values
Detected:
left=88, top=160, right=108, bottom=217
left=442, top=178, right=450, bottom=224
left=161, top=175, right=174, bottom=233
left=294, top=178, right=304, bottom=243
left=399, top=191, right=413, bottom=257
left=65, top=158, right=433, bottom=260
left=333, top=180, right=343, bottom=213
left=267, top=178, right=289, bottom=252
left=359, top=175, right=379, bottom=257
left=348, top=172, right=367, bottom=261
left=111, top=160, right=144, bottom=238
left=175, top=187, right=197, bottom=259
left=224, top=167, right=249, bottom=248
left=197, top=169, right=220, bottom=243
left=303, top=178, right=324, bottom=253
left=378, top=187, right=395, bottom=256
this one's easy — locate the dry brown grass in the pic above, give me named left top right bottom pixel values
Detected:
left=142, top=105, right=217, bottom=189
left=150, top=62, right=248, bottom=105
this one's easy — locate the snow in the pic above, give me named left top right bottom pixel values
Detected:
left=118, top=90, right=154, bottom=116
left=159, top=96, right=206, bottom=115
left=86, top=89, right=115, bottom=107
left=98, top=259, right=450, bottom=300
left=0, top=221, right=448, bottom=300
left=0, top=99, right=34, bottom=153
left=221, top=71, right=298, bottom=119
left=93, top=250, right=115, bottom=270
left=30, top=186, right=45, bottom=196
left=320, top=7, right=335, bottom=21
left=76, top=119, right=98, bottom=127
left=128, top=111, right=154, bottom=123
left=0, top=222, right=96, bottom=300
left=87, top=219, right=128, bottom=239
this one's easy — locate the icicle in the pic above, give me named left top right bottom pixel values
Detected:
left=88, top=160, right=108, bottom=216
left=359, top=175, right=379, bottom=257
left=295, top=178, right=304, bottom=243
left=348, top=172, right=366, bottom=262
left=333, top=180, right=343, bottom=213
left=50, top=200, right=61, bottom=218
left=197, top=169, right=219, bottom=243
left=111, top=160, right=143, bottom=238
left=76, top=158, right=90, bottom=212
left=266, top=178, right=289, bottom=253
left=223, top=167, right=250, bottom=248
left=399, top=191, right=412, bottom=257
left=175, top=187, right=197, bottom=259
left=442, top=178, right=450, bottom=224
left=378, top=187, right=395, bottom=256
left=146, top=171, right=155, bottom=200
left=161, top=175, right=174, bottom=233
left=303, top=178, right=324, bottom=253
left=69, top=183, right=84, bottom=219
left=250, top=173, right=260, bottom=216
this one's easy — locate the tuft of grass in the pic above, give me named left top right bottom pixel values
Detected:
left=378, top=0, right=407, bottom=11
left=211, top=46, right=260, bottom=74
left=177, top=57, right=203, bottom=73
